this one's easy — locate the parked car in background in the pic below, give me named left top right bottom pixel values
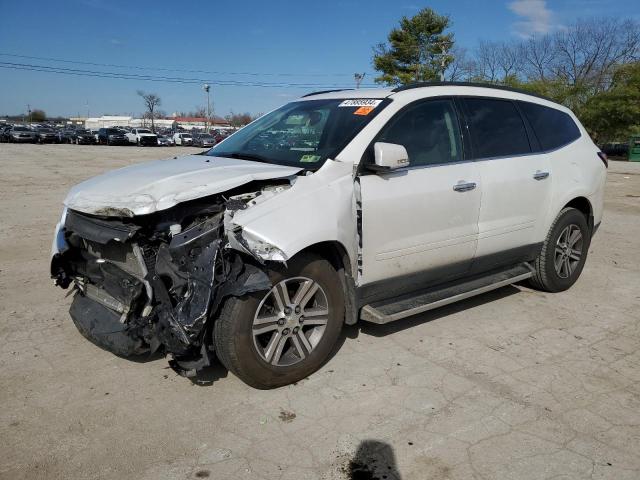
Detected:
left=125, top=128, right=158, bottom=146
left=192, top=132, right=216, bottom=148
left=97, top=128, right=129, bottom=145
left=72, top=129, right=97, bottom=145
left=173, top=132, right=193, bottom=146
left=7, top=125, right=37, bottom=143
left=156, top=135, right=174, bottom=146
left=0, top=124, right=13, bottom=142
left=36, top=127, right=59, bottom=143
left=57, top=129, right=76, bottom=144
left=212, top=129, right=232, bottom=144
left=600, top=142, right=628, bottom=158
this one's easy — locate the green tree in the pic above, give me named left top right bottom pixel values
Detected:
left=579, top=62, right=640, bottom=143
left=373, top=8, right=454, bottom=85
left=31, top=109, right=46, bottom=122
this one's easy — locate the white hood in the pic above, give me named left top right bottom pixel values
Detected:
left=64, top=154, right=302, bottom=217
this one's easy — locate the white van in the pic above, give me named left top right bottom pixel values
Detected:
left=51, top=83, right=606, bottom=388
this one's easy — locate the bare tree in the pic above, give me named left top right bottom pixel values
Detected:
left=192, top=106, right=207, bottom=118
left=225, top=112, right=257, bottom=128
left=474, top=40, right=500, bottom=82
left=473, top=41, right=525, bottom=83
left=137, top=91, right=161, bottom=132
left=495, top=42, right=524, bottom=81
left=444, top=46, right=475, bottom=81
left=553, top=18, right=640, bottom=91
left=522, top=34, right=557, bottom=81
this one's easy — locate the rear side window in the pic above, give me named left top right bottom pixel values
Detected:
left=463, top=98, right=531, bottom=158
left=518, top=101, right=581, bottom=151
left=377, top=99, right=462, bottom=167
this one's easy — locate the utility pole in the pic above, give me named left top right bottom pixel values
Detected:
left=203, top=84, right=211, bottom=131
left=27, top=104, right=31, bottom=124
left=354, top=73, right=366, bottom=89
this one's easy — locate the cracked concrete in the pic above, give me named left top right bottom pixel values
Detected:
left=1, top=144, right=639, bottom=480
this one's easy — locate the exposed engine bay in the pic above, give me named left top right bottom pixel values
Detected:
left=51, top=180, right=293, bottom=376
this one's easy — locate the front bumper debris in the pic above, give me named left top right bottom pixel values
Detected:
left=52, top=195, right=274, bottom=376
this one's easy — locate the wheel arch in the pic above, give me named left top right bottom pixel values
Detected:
left=287, top=240, right=358, bottom=326
left=563, top=196, right=594, bottom=232
left=289, top=240, right=351, bottom=275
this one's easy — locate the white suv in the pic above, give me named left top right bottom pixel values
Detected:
left=50, top=83, right=606, bottom=388
left=125, top=128, right=158, bottom=146
left=172, top=132, right=193, bottom=145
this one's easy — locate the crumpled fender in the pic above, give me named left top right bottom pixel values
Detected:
left=227, top=159, right=358, bottom=276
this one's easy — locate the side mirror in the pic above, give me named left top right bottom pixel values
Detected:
left=369, top=142, right=410, bottom=172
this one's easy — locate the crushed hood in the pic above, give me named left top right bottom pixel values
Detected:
left=64, top=155, right=302, bottom=217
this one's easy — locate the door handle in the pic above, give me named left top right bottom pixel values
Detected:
left=533, top=171, right=550, bottom=180
left=453, top=181, right=477, bottom=192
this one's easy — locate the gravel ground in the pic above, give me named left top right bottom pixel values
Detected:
left=1, top=143, right=639, bottom=480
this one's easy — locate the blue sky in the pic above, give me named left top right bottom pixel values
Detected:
left=0, top=0, right=635, bottom=118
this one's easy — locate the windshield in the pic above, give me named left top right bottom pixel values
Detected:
left=13, top=126, right=29, bottom=131
left=138, top=129, right=151, bottom=133
left=207, top=98, right=387, bottom=168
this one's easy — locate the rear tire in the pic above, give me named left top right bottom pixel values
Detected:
left=214, top=254, right=344, bottom=389
left=529, top=207, right=591, bottom=292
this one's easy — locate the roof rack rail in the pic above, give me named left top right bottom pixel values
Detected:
left=391, top=81, right=553, bottom=102
left=301, top=88, right=353, bottom=98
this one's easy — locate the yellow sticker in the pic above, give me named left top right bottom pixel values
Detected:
left=353, top=106, right=375, bottom=116
left=300, top=154, right=321, bottom=163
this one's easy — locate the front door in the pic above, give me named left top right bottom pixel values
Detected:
left=358, top=98, right=481, bottom=295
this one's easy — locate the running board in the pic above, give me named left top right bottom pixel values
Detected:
left=360, top=264, right=533, bottom=324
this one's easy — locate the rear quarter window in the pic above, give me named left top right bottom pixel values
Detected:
left=518, top=101, right=581, bottom=151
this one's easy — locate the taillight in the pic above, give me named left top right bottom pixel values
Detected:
left=597, top=151, right=608, bottom=168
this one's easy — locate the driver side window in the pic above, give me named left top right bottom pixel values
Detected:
left=379, top=99, right=462, bottom=167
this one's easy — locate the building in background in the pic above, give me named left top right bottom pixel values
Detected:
left=84, top=116, right=176, bottom=130
left=170, top=116, right=233, bottom=131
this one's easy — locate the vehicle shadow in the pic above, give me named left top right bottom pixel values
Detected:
left=348, top=439, right=402, bottom=480
left=187, top=361, right=229, bottom=386
left=116, top=351, right=165, bottom=364
left=175, top=285, right=522, bottom=387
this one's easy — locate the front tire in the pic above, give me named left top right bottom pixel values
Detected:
left=214, top=254, right=344, bottom=389
left=530, top=207, right=591, bottom=292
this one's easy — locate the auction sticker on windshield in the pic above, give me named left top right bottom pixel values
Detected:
left=338, top=99, right=383, bottom=108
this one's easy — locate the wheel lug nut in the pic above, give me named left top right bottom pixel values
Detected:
left=295, top=306, right=301, bottom=314
left=284, top=307, right=292, bottom=315
left=293, top=327, right=299, bottom=334
left=282, top=328, right=290, bottom=335
left=299, top=316, right=304, bottom=324
left=277, top=319, right=285, bottom=326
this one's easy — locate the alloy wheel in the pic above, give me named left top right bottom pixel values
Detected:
left=554, top=224, right=583, bottom=279
left=252, top=277, right=329, bottom=367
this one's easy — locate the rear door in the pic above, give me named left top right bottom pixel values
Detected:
left=460, top=97, right=552, bottom=272
left=359, top=98, right=481, bottom=290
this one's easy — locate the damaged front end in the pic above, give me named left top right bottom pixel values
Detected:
left=51, top=186, right=283, bottom=376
